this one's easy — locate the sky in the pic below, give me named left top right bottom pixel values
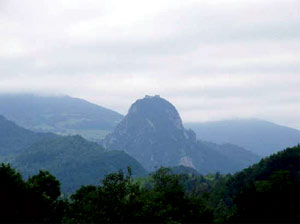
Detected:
left=0, top=0, right=299, bottom=129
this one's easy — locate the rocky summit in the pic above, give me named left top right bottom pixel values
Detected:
left=103, top=95, right=260, bottom=172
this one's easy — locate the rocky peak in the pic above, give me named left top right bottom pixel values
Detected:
left=102, top=95, right=196, bottom=171
left=126, top=95, right=184, bottom=132
left=102, top=96, right=260, bottom=173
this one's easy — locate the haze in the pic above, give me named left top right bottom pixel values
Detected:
left=0, top=0, right=299, bottom=129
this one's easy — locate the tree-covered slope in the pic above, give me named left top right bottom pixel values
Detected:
left=224, top=145, right=300, bottom=223
left=0, top=115, right=146, bottom=192
left=1, top=145, right=298, bottom=223
left=11, top=135, right=147, bottom=193
left=185, top=119, right=300, bottom=156
left=0, top=115, right=54, bottom=156
left=0, top=94, right=123, bottom=140
left=64, top=145, right=299, bottom=223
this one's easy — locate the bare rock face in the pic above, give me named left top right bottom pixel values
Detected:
left=103, top=95, right=260, bottom=173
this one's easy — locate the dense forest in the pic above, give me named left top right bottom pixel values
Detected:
left=0, top=145, right=299, bottom=223
left=0, top=115, right=146, bottom=192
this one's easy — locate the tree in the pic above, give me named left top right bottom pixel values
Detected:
left=0, top=164, right=65, bottom=223
left=141, top=167, right=213, bottom=223
left=66, top=167, right=143, bottom=223
left=232, top=170, right=299, bottom=223
left=27, top=170, right=64, bottom=223
left=0, top=163, right=27, bottom=222
left=28, top=170, right=60, bottom=200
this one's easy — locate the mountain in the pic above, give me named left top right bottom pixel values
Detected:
left=0, top=94, right=123, bottom=141
left=10, top=135, right=146, bottom=192
left=0, top=115, right=54, bottom=156
left=103, top=95, right=260, bottom=173
left=184, top=119, right=300, bottom=156
left=0, top=115, right=146, bottom=192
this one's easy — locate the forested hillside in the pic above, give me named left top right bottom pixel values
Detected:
left=1, top=145, right=298, bottom=223
left=11, top=135, right=147, bottom=192
left=0, top=115, right=54, bottom=156
left=223, top=145, right=299, bottom=223
left=0, top=115, right=146, bottom=192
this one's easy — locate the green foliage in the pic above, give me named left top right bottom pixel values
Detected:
left=142, top=168, right=213, bottom=223
left=65, top=168, right=145, bottom=223
left=0, top=163, right=65, bottom=223
left=0, top=163, right=27, bottom=222
left=0, top=111, right=146, bottom=194
left=64, top=185, right=99, bottom=223
left=224, top=145, right=300, bottom=223
left=65, top=167, right=213, bottom=223
left=231, top=170, right=298, bottom=223
left=6, top=134, right=147, bottom=193
left=0, top=145, right=299, bottom=223
left=28, top=170, right=61, bottom=200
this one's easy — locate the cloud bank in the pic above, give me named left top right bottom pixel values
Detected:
left=0, top=0, right=299, bottom=129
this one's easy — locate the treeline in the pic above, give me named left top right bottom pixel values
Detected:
left=0, top=165, right=64, bottom=223
left=0, top=145, right=299, bottom=223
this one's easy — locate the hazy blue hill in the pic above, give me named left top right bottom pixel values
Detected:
left=187, top=141, right=260, bottom=174
left=0, top=94, right=123, bottom=141
left=193, top=141, right=260, bottom=173
left=0, top=115, right=54, bottom=156
left=206, top=142, right=260, bottom=168
left=11, top=135, right=147, bottom=193
left=0, top=115, right=146, bottom=192
left=185, top=119, right=300, bottom=156
left=103, top=95, right=260, bottom=173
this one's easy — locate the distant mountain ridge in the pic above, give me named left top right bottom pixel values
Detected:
left=103, top=95, right=260, bottom=173
left=0, top=115, right=54, bottom=156
left=0, top=115, right=146, bottom=192
left=2, top=93, right=297, bottom=157
left=0, top=94, right=123, bottom=141
left=185, top=119, right=300, bottom=156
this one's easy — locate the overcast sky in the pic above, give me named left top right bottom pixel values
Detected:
left=0, top=0, right=299, bottom=129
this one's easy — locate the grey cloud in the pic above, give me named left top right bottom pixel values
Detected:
left=185, top=63, right=300, bottom=75
left=0, top=0, right=299, bottom=129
